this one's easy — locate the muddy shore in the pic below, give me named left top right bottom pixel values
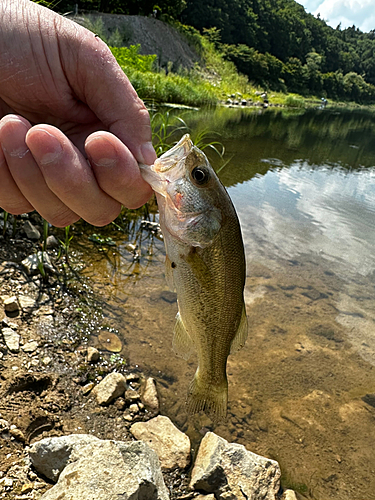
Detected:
left=0, top=212, right=194, bottom=499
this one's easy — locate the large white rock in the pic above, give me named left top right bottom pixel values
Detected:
left=29, top=434, right=169, bottom=500
left=92, top=372, right=126, bottom=405
left=190, top=432, right=281, bottom=500
left=130, top=415, right=191, bottom=470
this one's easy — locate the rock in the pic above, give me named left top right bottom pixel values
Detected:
left=9, top=425, right=26, bottom=442
left=92, top=372, right=126, bottom=405
left=130, top=415, right=191, bottom=470
left=23, top=220, right=41, bottom=240
left=29, top=434, right=169, bottom=499
left=2, top=327, right=20, bottom=352
left=282, top=490, right=298, bottom=500
left=0, top=419, right=10, bottom=433
left=21, top=483, right=34, bottom=494
left=18, top=295, right=38, bottom=313
left=46, top=235, right=59, bottom=249
left=82, top=382, right=95, bottom=395
left=190, top=432, right=281, bottom=500
left=97, top=330, right=122, bottom=352
left=142, top=377, right=159, bottom=412
left=22, top=341, right=38, bottom=353
left=21, top=252, right=55, bottom=275
left=125, top=388, right=140, bottom=403
left=2, top=296, right=19, bottom=313
left=87, top=346, right=99, bottom=363
left=129, top=403, right=139, bottom=414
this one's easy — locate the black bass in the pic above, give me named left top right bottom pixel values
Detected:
left=140, top=134, right=247, bottom=420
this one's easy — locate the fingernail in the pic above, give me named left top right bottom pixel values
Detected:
left=30, top=129, right=63, bottom=165
left=140, top=142, right=156, bottom=165
left=0, top=118, right=29, bottom=158
left=86, top=136, right=118, bottom=167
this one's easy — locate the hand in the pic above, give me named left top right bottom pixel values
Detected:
left=0, top=0, right=156, bottom=227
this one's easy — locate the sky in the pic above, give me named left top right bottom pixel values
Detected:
left=297, top=0, right=375, bottom=33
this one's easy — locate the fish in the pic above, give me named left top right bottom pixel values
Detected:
left=140, top=134, right=247, bottom=420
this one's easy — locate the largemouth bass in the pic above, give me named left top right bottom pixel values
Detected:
left=140, top=134, right=247, bottom=420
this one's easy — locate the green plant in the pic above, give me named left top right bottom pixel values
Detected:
left=151, top=111, right=189, bottom=156
left=284, top=95, right=306, bottom=108
left=110, top=46, right=157, bottom=72
left=2, top=211, right=8, bottom=237
left=58, top=225, right=74, bottom=264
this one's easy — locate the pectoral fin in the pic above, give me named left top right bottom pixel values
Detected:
left=172, top=312, right=194, bottom=360
left=230, top=306, right=248, bottom=354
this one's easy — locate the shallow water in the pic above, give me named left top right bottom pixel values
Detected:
left=81, top=107, right=375, bottom=499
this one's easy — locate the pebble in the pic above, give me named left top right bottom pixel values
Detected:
left=82, top=382, right=95, bottom=395
left=9, top=426, right=26, bottom=443
left=46, top=235, right=59, bottom=249
left=129, top=404, right=139, bottom=414
left=92, top=372, right=127, bottom=405
left=42, top=356, right=52, bottom=365
left=0, top=419, right=10, bottom=433
left=2, top=328, right=20, bottom=352
left=282, top=490, right=298, bottom=500
left=87, top=346, right=100, bottom=363
left=2, top=296, right=19, bottom=313
left=20, top=483, right=34, bottom=494
left=18, top=296, right=38, bottom=313
left=23, top=221, right=40, bottom=241
left=22, top=341, right=38, bottom=353
left=142, top=377, right=159, bottom=412
left=125, top=389, right=140, bottom=403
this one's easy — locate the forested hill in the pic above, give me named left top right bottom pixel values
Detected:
left=52, top=0, right=375, bottom=103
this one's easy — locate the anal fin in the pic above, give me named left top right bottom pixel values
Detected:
left=230, top=305, right=248, bottom=354
left=173, top=312, right=194, bottom=360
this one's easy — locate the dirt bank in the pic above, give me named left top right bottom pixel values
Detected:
left=70, top=12, right=200, bottom=71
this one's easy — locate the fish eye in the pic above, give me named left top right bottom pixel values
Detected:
left=191, top=166, right=209, bottom=185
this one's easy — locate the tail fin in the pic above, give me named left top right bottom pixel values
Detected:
left=186, top=370, right=228, bottom=422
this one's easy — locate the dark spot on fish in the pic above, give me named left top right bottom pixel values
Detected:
left=171, top=261, right=176, bottom=268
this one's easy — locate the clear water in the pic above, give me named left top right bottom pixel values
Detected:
left=81, top=107, right=375, bottom=499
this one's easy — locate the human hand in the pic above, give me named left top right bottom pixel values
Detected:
left=0, top=0, right=156, bottom=227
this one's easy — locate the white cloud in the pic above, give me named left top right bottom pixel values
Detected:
left=230, top=164, right=375, bottom=278
left=298, top=0, right=375, bottom=32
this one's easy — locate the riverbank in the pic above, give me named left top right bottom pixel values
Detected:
left=70, top=13, right=375, bottom=111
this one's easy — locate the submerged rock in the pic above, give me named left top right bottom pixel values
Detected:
left=92, top=372, right=126, bottom=405
left=130, top=415, right=191, bottom=470
left=87, top=346, right=99, bottom=363
left=22, top=252, right=55, bottom=275
left=29, top=434, right=169, bottom=499
left=190, top=432, right=281, bottom=500
left=142, top=377, right=159, bottom=413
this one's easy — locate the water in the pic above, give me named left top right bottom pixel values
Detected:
left=80, top=107, right=375, bottom=499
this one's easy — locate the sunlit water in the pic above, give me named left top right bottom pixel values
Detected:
left=80, top=107, right=375, bottom=499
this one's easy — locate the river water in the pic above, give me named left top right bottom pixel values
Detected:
left=80, top=106, right=375, bottom=500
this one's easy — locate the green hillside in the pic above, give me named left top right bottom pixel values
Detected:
left=49, top=0, right=375, bottom=104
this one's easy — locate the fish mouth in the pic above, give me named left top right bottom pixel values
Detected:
left=153, top=134, right=193, bottom=173
left=139, top=134, right=194, bottom=194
